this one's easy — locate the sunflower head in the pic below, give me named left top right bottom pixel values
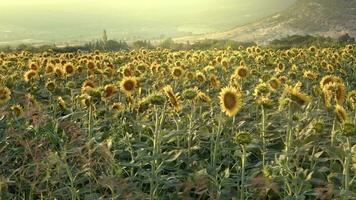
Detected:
left=112, top=102, right=125, bottom=112
left=11, top=104, right=23, bottom=117
left=103, top=84, right=116, bottom=98
left=64, top=63, right=75, bottom=75
left=219, top=86, right=243, bottom=117
left=182, top=88, right=199, bottom=101
left=46, top=81, right=56, bottom=93
left=172, top=66, right=184, bottom=79
left=0, top=86, right=11, bottom=105
left=342, top=122, right=356, bottom=137
left=335, top=104, right=349, bottom=123
left=234, top=66, right=249, bottom=79
left=347, top=90, right=356, bottom=110
left=24, top=70, right=38, bottom=82
left=120, top=77, right=138, bottom=96
left=235, top=132, right=252, bottom=145
left=268, top=78, right=280, bottom=91
left=163, top=85, right=182, bottom=112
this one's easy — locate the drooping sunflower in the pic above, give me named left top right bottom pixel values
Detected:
left=0, top=86, right=11, bottom=105
left=103, top=84, right=116, bottom=99
left=24, top=70, right=38, bottom=82
left=335, top=104, right=349, bottom=123
left=219, top=86, right=243, bottom=117
left=45, top=81, right=56, bottom=93
left=112, top=102, right=124, bottom=112
left=284, top=82, right=312, bottom=106
left=120, top=76, right=138, bottom=96
left=347, top=90, right=356, bottom=110
left=163, top=85, right=182, bottom=112
left=268, top=78, right=281, bottom=91
left=197, top=91, right=211, bottom=104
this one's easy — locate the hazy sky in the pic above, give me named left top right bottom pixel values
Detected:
left=0, top=0, right=296, bottom=42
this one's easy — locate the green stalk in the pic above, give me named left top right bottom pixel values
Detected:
left=343, top=137, right=351, bottom=192
left=240, top=145, right=246, bottom=200
left=261, top=105, right=266, bottom=168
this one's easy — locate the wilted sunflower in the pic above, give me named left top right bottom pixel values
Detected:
left=24, top=70, right=37, bottom=82
left=163, top=85, right=182, bottom=112
left=120, top=76, right=138, bottom=96
left=0, top=86, right=11, bottom=105
left=219, top=86, right=243, bottom=117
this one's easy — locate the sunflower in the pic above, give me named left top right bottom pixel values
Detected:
left=335, top=104, right=348, bottom=123
left=163, top=85, right=182, bottom=112
left=11, top=104, right=23, bottom=117
left=120, top=76, right=137, bottom=96
left=182, top=88, right=199, bottom=100
left=46, top=81, right=56, bottom=93
left=0, top=86, right=11, bottom=105
left=112, top=102, right=124, bottom=112
left=284, top=83, right=312, bottom=106
left=45, top=64, right=55, bottom=74
left=197, top=91, right=211, bottom=104
left=103, top=84, right=116, bottom=98
left=196, top=72, right=206, bottom=83
left=347, top=90, right=356, bottom=110
left=209, top=74, right=221, bottom=89
left=54, top=66, right=65, bottom=78
left=234, top=66, right=249, bottom=79
left=219, top=86, right=243, bottom=117
left=268, top=78, right=280, bottom=91
left=29, top=62, right=39, bottom=71
left=171, top=66, right=184, bottom=79
left=64, top=63, right=75, bottom=76
left=57, top=96, right=67, bottom=110
left=303, top=70, right=318, bottom=80
left=24, top=70, right=37, bottom=82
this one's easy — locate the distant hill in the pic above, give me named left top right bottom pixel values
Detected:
left=174, top=0, right=356, bottom=44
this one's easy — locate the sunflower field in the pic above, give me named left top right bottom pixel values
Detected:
left=0, top=45, right=355, bottom=199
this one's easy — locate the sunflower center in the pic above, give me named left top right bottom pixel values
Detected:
left=223, top=92, right=237, bottom=110
left=124, top=80, right=135, bottom=91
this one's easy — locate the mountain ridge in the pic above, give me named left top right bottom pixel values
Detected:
left=174, top=0, right=356, bottom=44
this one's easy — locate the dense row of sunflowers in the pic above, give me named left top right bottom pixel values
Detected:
left=0, top=45, right=355, bottom=199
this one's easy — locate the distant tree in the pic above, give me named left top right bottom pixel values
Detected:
left=106, top=40, right=129, bottom=51
left=103, top=29, right=108, bottom=44
left=132, top=40, right=154, bottom=49
left=338, top=33, right=355, bottom=43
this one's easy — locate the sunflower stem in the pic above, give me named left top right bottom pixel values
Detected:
left=240, top=145, right=246, bottom=200
left=261, top=105, right=267, bottom=168
left=343, top=137, right=351, bottom=192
